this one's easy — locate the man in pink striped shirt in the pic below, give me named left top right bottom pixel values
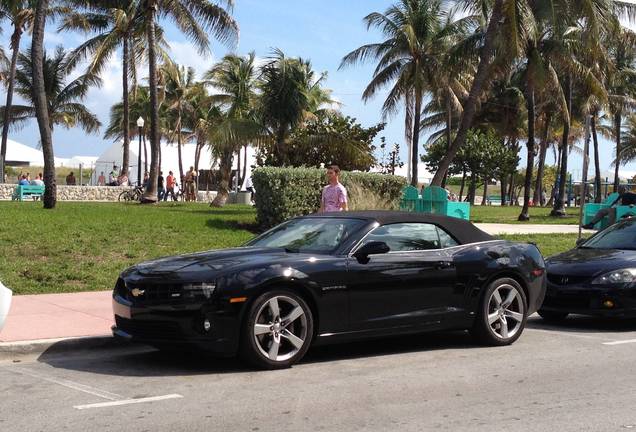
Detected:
left=320, top=165, right=348, bottom=212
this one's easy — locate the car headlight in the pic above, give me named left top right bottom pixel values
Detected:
left=591, top=269, right=636, bottom=285
left=182, top=282, right=216, bottom=299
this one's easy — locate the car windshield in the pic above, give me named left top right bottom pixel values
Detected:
left=246, top=217, right=367, bottom=254
left=581, top=220, right=636, bottom=250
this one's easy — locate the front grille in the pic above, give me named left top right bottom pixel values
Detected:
left=543, top=293, right=592, bottom=309
left=116, top=279, right=184, bottom=305
left=547, top=273, right=591, bottom=286
left=115, top=316, right=183, bottom=340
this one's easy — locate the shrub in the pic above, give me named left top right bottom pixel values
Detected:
left=252, top=167, right=407, bottom=228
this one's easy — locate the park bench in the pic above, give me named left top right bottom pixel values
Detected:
left=400, top=185, right=470, bottom=220
left=583, top=192, right=636, bottom=230
left=487, top=195, right=504, bottom=205
left=11, top=184, right=45, bottom=201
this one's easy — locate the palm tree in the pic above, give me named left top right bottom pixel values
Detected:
left=0, top=0, right=33, bottom=179
left=341, top=0, right=469, bottom=186
left=1, top=47, right=102, bottom=135
left=162, top=60, right=196, bottom=182
left=59, top=0, right=145, bottom=178
left=30, top=0, right=53, bottom=208
left=141, top=0, right=238, bottom=203
left=205, top=52, right=259, bottom=206
left=259, top=49, right=328, bottom=166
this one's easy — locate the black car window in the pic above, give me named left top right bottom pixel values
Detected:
left=582, top=220, right=636, bottom=250
left=246, top=217, right=366, bottom=254
left=361, top=223, right=446, bottom=252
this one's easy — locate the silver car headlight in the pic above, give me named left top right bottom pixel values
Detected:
left=182, top=282, right=216, bottom=299
left=591, top=269, right=636, bottom=285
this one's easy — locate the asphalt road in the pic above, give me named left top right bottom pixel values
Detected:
left=2, top=315, right=636, bottom=432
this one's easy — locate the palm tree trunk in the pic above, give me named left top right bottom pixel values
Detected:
left=551, top=75, right=572, bottom=217
left=459, top=168, right=466, bottom=201
left=242, top=143, right=248, bottom=185
left=592, top=113, right=602, bottom=203
left=508, top=172, right=516, bottom=206
left=1, top=27, right=22, bottom=180
left=482, top=177, right=488, bottom=206
left=121, top=36, right=130, bottom=176
left=237, top=147, right=242, bottom=188
left=533, top=113, right=551, bottom=206
left=441, top=94, right=452, bottom=188
left=142, top=0, right=159, bottom=203
left=177, top=116, right=184, bottom=183
left=468, top=172, right=476, bottom=205
left=613, top=112, right=622, bottom=192
left=32, top=0, right=55, bottom=209
left=430, top=0, right=504, bottom=186
left=410, top=91, right=423, bottom=187
left=194, top=133, right=204, bottom=174
left=211, top=150, right=232, bottom=207
left=519, top=87, right=535, bottom=220
left=143, top=134, right=148, bottom=174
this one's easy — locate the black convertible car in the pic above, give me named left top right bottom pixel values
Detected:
left=112, top=211, right=546, bottom=369
left=540, top=219, right=636, bottom=321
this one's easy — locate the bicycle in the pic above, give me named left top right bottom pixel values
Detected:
left=118, top=185, right=144, bottom=202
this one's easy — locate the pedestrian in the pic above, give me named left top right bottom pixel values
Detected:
left=157, top=171, right=165, bottom=201
left=164, top=170, right=177, bottom=201
left=97, top=171, right=105, bottom=186
left=117, top=170, right=129, bottom=187
left=108, top=166, right=118, bottom=186
left=320, top=165, right=348, bottom=212
left=142, top=172, right=150, bottom=190
left=31, top=173, right=44, bottom=186
left=245, top=174, right=255, bottom=203
left=18, top=174, right=30, bottom=186
left=185, top=166, right=196, bottom=201
left=66, top=171, right=76, bottom=185
left=541, top=189, right=547, bottom=206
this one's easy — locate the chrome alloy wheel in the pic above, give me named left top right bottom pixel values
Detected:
left=253, top=295, right=308, bottom=362
left=487, top=284, right=525, bottom=339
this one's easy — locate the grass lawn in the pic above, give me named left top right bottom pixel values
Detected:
left=499, top=233, right=579, bottom=258
left=470, top=205, right=582, bottom=225
left=0, top=201, right=583, bottom=295
left=0, top=202, right=257, bottom=295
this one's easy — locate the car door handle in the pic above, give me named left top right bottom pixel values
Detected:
left=434, top=261, right=454, bottom=269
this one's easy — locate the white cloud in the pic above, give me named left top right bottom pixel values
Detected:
left=164, top=40, right=217, bottom=79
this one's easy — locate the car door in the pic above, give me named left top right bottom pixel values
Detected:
left=346, top=222, right=459, bottom=331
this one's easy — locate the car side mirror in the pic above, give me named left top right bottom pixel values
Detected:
left=576, top=237, right=587, bottom=247
left=353, top=241, right=390, bottom=259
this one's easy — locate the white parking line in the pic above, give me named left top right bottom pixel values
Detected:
left=3, top=366, right=123, bottom=400
left=73, top=394, right=183, bottom=410
left=603, top=338, right=636, bottom=346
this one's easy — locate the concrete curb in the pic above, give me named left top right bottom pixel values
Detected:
left=0, top=334, right=125, bottom=362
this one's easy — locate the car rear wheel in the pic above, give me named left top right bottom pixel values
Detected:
left=538, top=310, right=569, bottom=323
left=240, top=290, right=313, bottom=369
left=471, top=278, right=528, bottom=346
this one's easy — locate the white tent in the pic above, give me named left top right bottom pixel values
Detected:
left=92, top=141, right=258, bottom=187
left=4, top=139, right=44, bottom=166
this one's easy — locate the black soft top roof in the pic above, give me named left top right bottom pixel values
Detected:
left=304, top=211, right=494, bottom=245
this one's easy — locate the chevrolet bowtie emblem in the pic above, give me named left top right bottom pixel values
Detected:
left=131, top=288, right=145, bottom=297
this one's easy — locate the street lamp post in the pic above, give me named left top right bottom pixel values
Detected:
left=137, top=117, right=144, bottom=186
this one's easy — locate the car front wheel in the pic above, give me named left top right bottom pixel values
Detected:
left=471, top=278, right=528, bottom=346
left=240, top=290, right=314, bottom=369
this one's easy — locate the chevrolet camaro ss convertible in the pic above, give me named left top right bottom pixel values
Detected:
left=112, top=211, right=546, bottom=369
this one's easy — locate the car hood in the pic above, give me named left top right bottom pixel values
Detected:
left=129, top=247, right=297, bottom=276
left=546, top=248, right=636, bottom=276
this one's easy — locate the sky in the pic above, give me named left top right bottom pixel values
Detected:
left=1, top=0, right=635, bottom=181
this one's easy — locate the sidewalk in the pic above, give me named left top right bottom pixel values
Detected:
left=0, top=291, right=113, bottom=343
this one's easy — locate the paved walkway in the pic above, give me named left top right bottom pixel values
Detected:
left=476, top=223, right=592, bottom=235
left=0, top=291, right=112, bottom=343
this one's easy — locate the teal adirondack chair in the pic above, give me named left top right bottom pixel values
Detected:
left=421, top=186, right=470, bottom=220
left=399, top=186, right=420, bottom=212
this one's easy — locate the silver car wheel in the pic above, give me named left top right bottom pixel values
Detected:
left=487, top=284, right=525, bottom=339
left=253, top=295, right=308, bottom=362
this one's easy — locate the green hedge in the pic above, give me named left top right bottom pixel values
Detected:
left=252, top=167, right=407, bottom=229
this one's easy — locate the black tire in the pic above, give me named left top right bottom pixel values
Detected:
left=240, top=289, right=314, bottom=370
left=471, top=277, right=528, bottom=346
left=118, top=191, right=128, bottom=202
left=537, top=310, right=569, bottom=323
